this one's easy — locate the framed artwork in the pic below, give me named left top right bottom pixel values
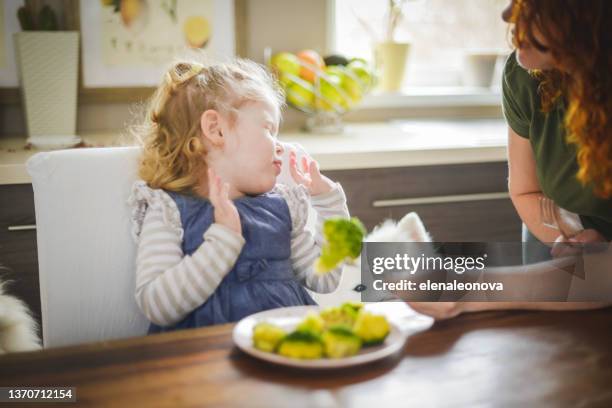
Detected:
left=72, top=0, right=246, bottom=103
left=0, top=0, right=24, bottom=88
left=78, top=0, right=236, bottom=89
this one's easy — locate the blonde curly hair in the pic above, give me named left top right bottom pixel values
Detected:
left=133, top=58, right=285, bottom=193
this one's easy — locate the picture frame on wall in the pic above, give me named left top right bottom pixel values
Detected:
left=70, top=0, right=245, bottom=103
left=77, top=0, right=236, bottom=89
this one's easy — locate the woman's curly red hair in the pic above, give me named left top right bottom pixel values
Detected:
left=511, top=0, right=612, bottom=198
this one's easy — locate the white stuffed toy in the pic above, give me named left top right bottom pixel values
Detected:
left=366, top=212, right=432, bottom=243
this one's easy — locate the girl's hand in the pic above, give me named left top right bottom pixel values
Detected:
left=288, top=150, right=335, bottom=196
left=551, top=229, right=606, bottom=258
left=407, top=302, right=465, bottom=320
left=208, top=168, right=241, bottom=236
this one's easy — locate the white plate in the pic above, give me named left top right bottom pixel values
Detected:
left=232, top=305, right=407, bottom=369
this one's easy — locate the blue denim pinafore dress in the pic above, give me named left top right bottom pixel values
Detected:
left=148, top=190, right=316, bottom=333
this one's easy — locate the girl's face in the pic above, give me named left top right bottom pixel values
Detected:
left=220, top=99, right=283, bottom=196
left=502, top=0, right=556, bottom=71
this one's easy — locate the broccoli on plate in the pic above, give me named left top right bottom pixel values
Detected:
left=252, top=322, right=286, bottom=352
left=277, top=331, right=324, bottom=359
left=322, top=325, right=363, bottom=358
left=353, top=311, right=391, bottom=345
left=295, top=312, right=326, bottom=335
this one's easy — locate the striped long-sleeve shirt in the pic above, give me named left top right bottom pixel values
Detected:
left=128, top=181, right=350, bottom=327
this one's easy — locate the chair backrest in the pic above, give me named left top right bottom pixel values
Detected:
left=27, top=143, right=358, bottom=349
left=28, top=147, right=149, bottom=348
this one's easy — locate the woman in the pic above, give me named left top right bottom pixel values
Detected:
left=410, top=0, right=612, bottom=319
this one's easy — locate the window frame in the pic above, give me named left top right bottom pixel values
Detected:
left=327, top=0, right=505, bottom=110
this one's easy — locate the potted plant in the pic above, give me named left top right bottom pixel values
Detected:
left=14, top=3, right=81, bottom=149
left=355, top=0, right=411, bottom=92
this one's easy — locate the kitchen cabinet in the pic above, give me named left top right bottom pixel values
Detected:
left=327, top=161, right=520, bottom=241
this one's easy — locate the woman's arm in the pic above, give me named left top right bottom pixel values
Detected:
left=507, top=126, right=559, bottom=243
left=407, top=251, right=612, bottom=319
left=408, top=301, right=612, bottom=320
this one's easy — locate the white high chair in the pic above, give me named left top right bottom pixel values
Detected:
left=27, top=143, right=359, bottom=348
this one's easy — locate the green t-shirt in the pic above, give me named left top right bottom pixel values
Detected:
left=502, top=52, right=612, bottom=240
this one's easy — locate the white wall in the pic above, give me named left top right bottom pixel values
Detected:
left=0, top=0, right=501, bottom=138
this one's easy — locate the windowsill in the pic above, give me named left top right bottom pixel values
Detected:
left=359, top=86, right=503, bottom=109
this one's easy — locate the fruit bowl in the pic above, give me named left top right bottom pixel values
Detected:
left=265, top=48, right=375, bottom=133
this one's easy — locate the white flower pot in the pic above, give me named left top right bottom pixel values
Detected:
left=14, top=32, right=81, bottom=149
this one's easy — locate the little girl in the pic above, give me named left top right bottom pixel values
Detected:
left=128, top=59, right=349, bottom=333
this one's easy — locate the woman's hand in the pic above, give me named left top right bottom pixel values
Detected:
left=407, top=302, right=466, bottom=320
left=288, top=150, right=335, bottom=196
left=208, top=168, right=241, bottom=235
left=551, top=229, right=607, bottom=258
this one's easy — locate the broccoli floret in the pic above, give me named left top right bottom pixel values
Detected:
left=315, top=217, right=366, bottom=274
left=295, top=312, right=325, bottom=335
left=320, top=305, right=357, bottom=329
left=341, top=301, right=364, bottom=316
left=277, top=331, right=324, bottom=359
left=322, top=326, right=362, bottom=358
left=252, top=322, right=286, bottom=353
left=353, top=312, right=390, bottom=346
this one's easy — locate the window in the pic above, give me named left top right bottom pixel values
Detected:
left=332, top=0, right=512, bottom=102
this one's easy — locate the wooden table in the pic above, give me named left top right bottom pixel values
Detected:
left=1, top=304, right=612, bottom=407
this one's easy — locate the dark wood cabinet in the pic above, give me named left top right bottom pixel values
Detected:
left=0, top=184, right=41, bottom=338
left=326, top=161, right=521, bottom=242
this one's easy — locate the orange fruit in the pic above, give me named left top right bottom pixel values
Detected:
left=296, top=50, right=325, bottom=83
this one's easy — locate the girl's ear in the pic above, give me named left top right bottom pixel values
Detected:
left=200, top=109, right=224, bottom=146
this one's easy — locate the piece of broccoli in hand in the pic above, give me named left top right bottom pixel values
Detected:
left=277, top=331, right=324, bottom=359
left=322, top=325, right=362, bottom=358
left=315, top=217, right=366, bottom=274
left=352, top=312, right=390, bottom=346
left=252, top=322, right=286, bottom=353
left=296, top=312, right=326, bottom=335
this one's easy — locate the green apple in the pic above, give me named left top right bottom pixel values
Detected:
left=271, top=52, right=301, bottom=77
left=346, top=59, right=374, bottom=91
left=327, top=65, right=363, bottom=103
left=323, top=66, right=344, bottom=87
left=285, top=76, right=315, bottom=111
left=316, top=68, right=349, bottom=111
left=349, top=57, right=369, bottom=65
left=343, top=70, right=364, bottom=103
